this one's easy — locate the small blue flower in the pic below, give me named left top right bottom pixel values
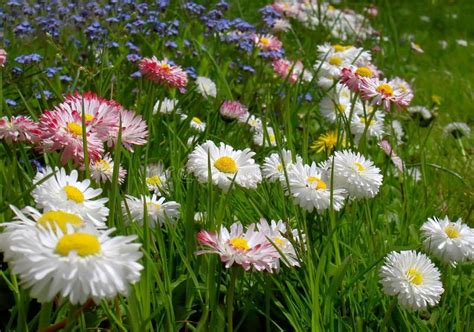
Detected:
left=6, top=99, right=17, bottom=106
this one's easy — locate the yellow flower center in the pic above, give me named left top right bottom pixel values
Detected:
left=328, top=4, right=335, bottom=10
left=260, top=37, right=270, bottom=46
left=376, top=83, right=394, bottom=96
left=355, top=66, right=373, bottom=77
left=332, top=44, right=352, bottom=52
left=336, top=103, right=346, bottom=113
left=63, top=185, right=85, bottom=203
left=147, top=201, right=161, bottom=209
left=67, top=122, right=83, bottom=136
left=146, top=175, right=162, bottom=186
left=269, top=134, right=276, bottom=144
left=56, top=233, right=101, bottom=257
left=214, top=156, right=238, bottom=174
left=277, top=163, right=283, bottom=172
left=444, top=225, right=460, bottom=239
left=274, top=237, right=285, bottom=247
left=229, top=237, right=250, bottom=251
left=329, top=56, right=343, bottom=66
left=192, top=117, right=202, bottom=124
left=37, top=210, right=83, bottom=233
left=83, top=113, right=94, bottom=122
left=96, top=159, right=111, bottom=171
left=406, top=268, right=423, bottom=285
left=307, top=176, right=327, bottom=190
left=359, top=117, right=375, bottom=125
left=354, top=162, right=365, bottom=171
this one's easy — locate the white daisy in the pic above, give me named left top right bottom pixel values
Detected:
left=145, top=162, right=172, bottom=195
left=407, top=106, right=432, bottom=120
left=195, top=76, right=217, bottom=98
left=90, top=154, right=127, bottom=184
left=443, top=122, right=471, bottom=138
left=350, top=111, right=385, bottom=144
left=186, top=140, right=262, bottom=192
left=190, top=116, right=206, bottom=132
left=123, top=194, right=180, bottom=228
left=420, top=216, right=474, bottom=265
left=153, top=97, right=179, bottom=114
left=238, top=114, right=263, bottom=132
left=0, top=224, right=142, bottom=305
left=283, top=161, right=346, bottom=212
left=332, top=150, right=383, bottom=199
left=388, top=120, right=404, bottom=145
left=253, top=127, right=279, bottom=147
left=319, top=85, right=361, bottom=123
left=32, top=167, right=109, bottom=227
left=262, top=149, right=302, bottom=182
left=379, top=250, right=444, bottom=311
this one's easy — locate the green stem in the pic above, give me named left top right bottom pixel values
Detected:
left=227, top=268, right=238, bottom=332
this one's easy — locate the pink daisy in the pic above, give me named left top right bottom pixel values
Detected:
left=253, top=34, right=282, bottom=51
left=340, top=64, right=379, bottom=92
left=359, top=78, right=412, bottom=111
left=139, top=57, right=188, bottom=92
left=113, top=109, right=148, bottom=151
left=196, top=222, right=280, bottom=272
left=271, top=2, right=300, bottom=17
left=0, top=49, right=7, bottom=67
left=220, top=100, right=249, bottom=120
left=272, top=58, right=312, bottom=84
left=0, top=115, right=41, bottom=144
left=90, top=154, right=127, bottom=184
left=39, top=109, right=104, bottom=166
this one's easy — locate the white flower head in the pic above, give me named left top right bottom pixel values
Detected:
left=153, top=98, right=179, bottom=114
left=196, top=76, right=217, bottom=99
left=379, top=250, right=444, bottom=311
left=145, top=162, right=172, bottom=195
left=332, top=150, right=383, bottom=199
left=32, top=167, right=109, bottom=228
left=443, top=122, right=471, bottom=138
left=123, top=194, right=180, bottom=228
left=262, top=149, right=302, bottom=182
left=190, top=116, right=206, bottom=132
left=186, top=140, right=262, bottom=192
left=421, top=216, right=474, bottom=265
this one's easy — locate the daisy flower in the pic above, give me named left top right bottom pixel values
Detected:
left=256, top=218, right=302, bottom=268
left=283, top=161, right=346, bottom=212
left=359, top=78, right=412, bottom=111
left=319, top=84, right=360, bottom=123
left=350, top=111, right=385, bottom=144
left=186, top=140, right=262, bottom=192
left=0, top=115, right=41, bottom=143
left=195, top=76, right=217, bottom=99
left=407, top=106, right=432, bottom=121
left=196, top=222, right=280, bottom=272
left=0, top=224, right=143, bottom=305
left=238, top=114, right=263, bottom=132
left=253, top=127, right=278, bottom=147
left=39, top=108, right=104, bottom=165
left=272, top=18, right=291, bottom=32
left=139, top=57, right=188, bottom=91
left=220, top=100, right=249, bottom=120
left=314, top=55, right=350, bottom=89
left=443, top=122, right=471, bottom=138
left=32, top=167, right=109, bottom=227
left=262, top=149, right=302, bottom=182
left=332, top=150, right=383, bottom=199
left=253, top=33, right=282, bottom=51
left=90, top=154, right=127, bottom=184
left=420, top=216, right=474, bottom=265
left=379, top=250, right=444, bottom=311
left=410, top=42, right=424, bottom=53
left=379, top=140, right=404, bottom=172
left=316, top=43, right=371, bottom=65
left=145, top=162, right=172, bottom=195
left=190, top=116, right=206, bottom=132
left=271, top=2, right=301, bottom=17
left=113, top=109, right=148, bottom=151
left=272, top=58, right=313, bottom=84
left=153, top=98, right=179, bottom=115
left=311, top=130, right=346, bottom=154
left=123, top=194, right=180, bottom=228
left=340, top=64, right=378, bottom=92
left=0, top=48, right=6, bottom=67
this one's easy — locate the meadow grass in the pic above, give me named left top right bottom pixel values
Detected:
left=0, top=0, right=472, bottom=331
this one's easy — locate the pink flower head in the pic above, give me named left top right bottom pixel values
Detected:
left=271, top=2, right=300, bottom=17
left=253, top=34, right=282, bottom=51
left=340, top=64, right=379, bottom=92
left=113, top=109, right=148, bottom=151
left=139, top=57, right=188, bottom=92
left=365, top=4, right=378, bottom=17
left=379, top=140, right=404, bottom=172
left=359, top=77, right=413, bottom=111
left=220, top=100, right=249, bottom=120
left=61, top=92, right=120, bottom=142
left=0, top=49, right=7, bottom=67
left=0, top=115, right=41, bottom=143
left=196, top=222, right=280, bottom=272
left=39, top=108, right=104, bottom=166
left=272, top=58, right=311, bottom=84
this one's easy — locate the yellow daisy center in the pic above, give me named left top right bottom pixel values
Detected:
left=63, top=185, right=85, bottom=203
left=269, top=133, right=276, bottom=144
left=376, top=83, right=394, bottom=96
left=229, top=237, right=250, bottom=251
left=56, top=233, right=101, bottom=257
left=406, top=268, right=423, bottom=285
left=332, top=44, right=345, bottom=52
left=329, top=56, right=343, bottom=66
left=277, top=163, right=283, bottom=172
left=359, top=117, right=375, bottom=125
left=274, top=237, right=285, bottom=247
left=146, top=175, right=162, bottom=186
left=214, top=156, right=238, bottom=174
left=444, top=225, right=460, bottom=239
left=307, top=176, right=327, bottom=190
left=354, top=162, right=365, bottom=171
left=147, top=201, right=161, bottom=209
left=260, top=37, right=270, bottom=46
left=37, top=210, right=83, bottom=233
left=67, top=122, right=83, bottom=136
left=355, top=66, right=373, bottom=77
left=83, top=113, right=94, bottom=122
left=336, top=103, right=346, bottom=113
left=192, top=117, right=202, bottom=124
left=327, top=4, right=335, bottom=10
left=96, top=159, right=111, bottom=171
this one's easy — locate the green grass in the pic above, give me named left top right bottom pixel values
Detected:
left=0, top=0, right=472, bottom=331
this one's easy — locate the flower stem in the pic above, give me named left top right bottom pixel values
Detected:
left=227, top=268, right=238, bottom=332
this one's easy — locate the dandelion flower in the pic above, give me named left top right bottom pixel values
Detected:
left=421, top=216, right=474, bottom=265
left=379, top=250, right=444, bottom=311
left=311, top=131, right=345, bottom=153
left=186, top=140, right=262, bottom=192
